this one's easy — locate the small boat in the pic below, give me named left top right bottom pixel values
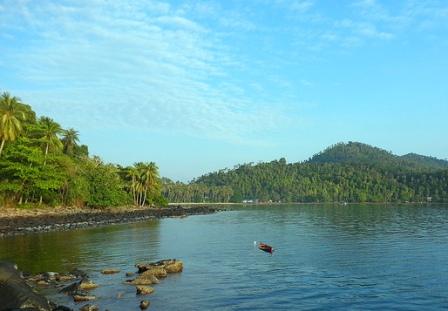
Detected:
left=258, top=242, right=274, bottom=254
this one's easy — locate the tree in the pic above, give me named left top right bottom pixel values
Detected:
left=36, top=117, right=63, bottom=160
left=129, top=162, right=161, bottom=207
left=62, top=128, right=80, bottom=156
left=34, top=117, right=63, bottom=204
left=0, top=92, right=27, bottom=156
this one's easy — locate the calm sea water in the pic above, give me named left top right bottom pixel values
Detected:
left=1, top=204, right=448, bottom=310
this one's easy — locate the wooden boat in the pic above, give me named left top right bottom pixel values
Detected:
left=258, top=242, right=274, bottom=254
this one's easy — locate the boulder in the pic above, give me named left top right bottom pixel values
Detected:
left=140, top=300, right=150, bottom=310
left=136, top=285, right=155, bottom=295
left=164, top=261, right=183, bottom=273
left=136, top=259, right=181, bottom=274
left=143, top=267, right=167, bottom=279
left=0, top=261, right=53, bottom=311
left=78, top=280, right=99, bottom=290
left=127, top=271, right=159, bottom=286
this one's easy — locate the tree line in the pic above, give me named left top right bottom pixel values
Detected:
left=192, top=158, right=448, bottom=203
left=0, top=92, right=165, bottom=208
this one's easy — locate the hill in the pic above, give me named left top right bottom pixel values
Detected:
left=163, top=142, right=448, bottom=204
left=308, top=142, right=448, bottom=171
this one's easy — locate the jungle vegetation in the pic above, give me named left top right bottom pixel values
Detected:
left=0, top=92, right=164, bottom=208
left=165, top=142, right=448, bottom=203
left=2, top=92, right=447, bottom=206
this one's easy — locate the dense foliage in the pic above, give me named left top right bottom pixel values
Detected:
left=0, top=92, right=163, bottom=208
left=162, top=178, right=233, bottom=203
left=191, top=143, right=448, bottom=203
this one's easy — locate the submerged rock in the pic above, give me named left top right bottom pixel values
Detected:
left=73, top=294, right=96, bottom=302
left=101, top=268, right=120, bottom=275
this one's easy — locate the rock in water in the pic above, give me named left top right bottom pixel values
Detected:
left=101, top=268, right=120, bottom=275
left=164, top=261, right=183, bottom=273
left=140, top=300, right=150, bottom=310
left=73, top=294, right=96, bottom=302
left=80, top=304, right=99, bottom=311
left=78, top=280, right=99, bottom=290
left=0, top=261, right=53, bottom=311
left=136, top=285, right=155, bottom=295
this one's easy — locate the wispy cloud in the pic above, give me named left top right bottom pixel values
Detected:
left=0, top=0, right=289, bottom=145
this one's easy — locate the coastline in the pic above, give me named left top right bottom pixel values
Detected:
left=0, top=205, right=218, bottom=237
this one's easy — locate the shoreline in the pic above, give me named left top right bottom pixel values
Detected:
left=0, top=205, right=218, bottom=237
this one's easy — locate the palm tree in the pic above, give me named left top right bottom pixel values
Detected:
left=140, top=162, right=160, bottom=207
left=36, top=117, right=63, bottom=204
left=129, top=162, right=161, bottom=207
left=38, top=117, right=63, bottom=161
left=0, top=92, right=27, bottom=156
left=62, top=128, right=79, bottom=155
left=127, top=166, right=139, bottom=205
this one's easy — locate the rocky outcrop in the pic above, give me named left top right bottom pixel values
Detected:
left=2, top=258, right=183, bottom=310
left=0, top=261, right=71, bottom=311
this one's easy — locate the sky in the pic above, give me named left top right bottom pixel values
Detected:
left=1, top=0, right=447, bottom=181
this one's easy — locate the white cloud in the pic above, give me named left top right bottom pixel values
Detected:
left=0, top=0, right=288, bottom=144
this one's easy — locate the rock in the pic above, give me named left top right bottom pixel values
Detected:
left=56, top=274, right=77, bottom=282
left=0, top=261, right=54, bottom=311
left=136, top=285, right=154, bottom=295
left=137, top=259, right=181, bottom=274
left=125, top=272, right=135, bottom=277
left=127, top=271, right=159, bottom=285
left=79, top=280, right=99, bottom=290
left=73, top=294, right=96, bottom=302
left=164, top=261, right=183, bottom=273
left=145, top=267, right=167, bottom=279
left=141, top=271, right=160, bottom=284
left=140, top=300, right=150, bottom=310
left=70, top=268, right=89, bottom=279
left=101, top=268, right=120, bottom=275
left=60, top=281, right=81, bottom=295
left=80, top=303, right=99, bottom=311
left=37, top=280, right=50, bottom=286
left=126, top=277, right=152, bottom=286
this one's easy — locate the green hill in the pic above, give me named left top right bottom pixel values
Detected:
left=163, top=142, right=448, bottom=204
left=308, top=142, right=448, bottom=171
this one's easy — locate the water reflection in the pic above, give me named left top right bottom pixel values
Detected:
left=0, top=219, right=161, bottom=274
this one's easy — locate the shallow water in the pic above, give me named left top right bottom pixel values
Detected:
left=1, top=204, right=448, bottom=310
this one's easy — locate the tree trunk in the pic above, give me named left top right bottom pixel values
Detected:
left=0, top=138, right=5, bottom=156
left=39, top=143, right=49, bottom=205
left=142, top=190, right=147, bottom=207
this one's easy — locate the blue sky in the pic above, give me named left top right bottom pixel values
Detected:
left=1, top=0, right=447, bottom=181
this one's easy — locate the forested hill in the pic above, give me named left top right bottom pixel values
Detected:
left=308, top=142, right=448, bottom=171
left=181, top=142, right=448, bottom=204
